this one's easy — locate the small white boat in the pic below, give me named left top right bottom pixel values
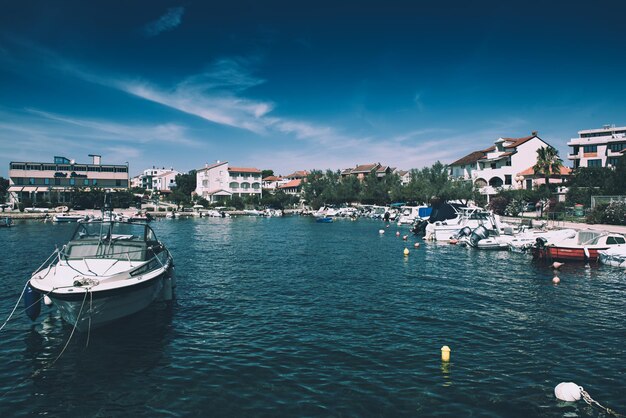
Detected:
left=598, top=245, right=626, bottom=268
left=53, top=213, right=87, bottom=223
left=426, top=207, right=496, bottom=241
left=27, top=220, right=175, bottom=331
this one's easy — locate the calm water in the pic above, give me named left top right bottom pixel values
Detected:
left=0, top=217, right=625, bottom=417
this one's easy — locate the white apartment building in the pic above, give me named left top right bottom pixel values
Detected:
left=195, top=161, right=262, bottom=202
left=135, top=167, right=180, bottom=191
left=567, top=124, right=626, bottom=168
left=449, top=133, right=562, bottom=198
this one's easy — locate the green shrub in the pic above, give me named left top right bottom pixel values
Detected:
left=488, top=196, right=509, bottom=215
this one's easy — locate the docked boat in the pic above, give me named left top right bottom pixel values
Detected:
left=507, top=229, right=577, bottom=253
left=397, top=205, right=431, bottom=225
left=0, top=217, right=13, bottom=228
left=27, top=220, right=175, bottom=331
left=316, top=216, right=333, bottom=223
left=532, top=230, right=626, bottom=261
left=425, top=206, right=498, bottom=241
left=53, top=213, right=87, bottom=223
left=598, top=246, right=626, bottom=268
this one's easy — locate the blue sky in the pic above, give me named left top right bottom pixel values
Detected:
left=1, top=1, right=625, bottom=177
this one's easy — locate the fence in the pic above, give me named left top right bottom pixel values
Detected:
left=591, top=195, right=626, bottom=208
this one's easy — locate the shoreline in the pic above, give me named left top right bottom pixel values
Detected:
left=3, top=210, right=625, bottom=235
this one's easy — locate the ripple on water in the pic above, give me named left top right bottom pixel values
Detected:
left=0, top=217, right=625, bottom=417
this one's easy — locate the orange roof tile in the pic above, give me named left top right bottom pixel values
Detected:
left=228, top=167, right=261, bottom=173
left=278, top=179, right=302, bottom=188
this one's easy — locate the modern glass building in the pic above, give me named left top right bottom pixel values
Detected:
left=7, top=155, right=129, bottom=205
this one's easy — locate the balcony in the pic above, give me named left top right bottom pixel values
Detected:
left=567, top=153, right=580, bottom=160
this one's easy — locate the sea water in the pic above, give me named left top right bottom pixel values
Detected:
left=0, top=216, right=625, bottom=417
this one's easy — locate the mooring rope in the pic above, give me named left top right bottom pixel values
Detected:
left=580, top=387, right=624, bottom=417
left=0, top=281, right=29, bottom=332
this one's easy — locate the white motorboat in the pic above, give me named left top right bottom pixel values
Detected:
left=599, top=245, right=626, bottom=268
left=426, top=207, right=497, bottom=241
left=397, top=205, right=431, bottom=225
left=53, top=213, right=87, bottom=223
left=27, top=220, right=175, bottom=331
left=507, top=229, right=577, bottom=253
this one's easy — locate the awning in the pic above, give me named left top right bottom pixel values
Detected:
left=22, top=186, right=37, bottom=192
left=7, top=186, right=23, bottom=192
left=36, top=187, right=50, bottom=192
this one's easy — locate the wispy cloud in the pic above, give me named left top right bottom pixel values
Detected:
left=143, top=6, right=185, bottom=38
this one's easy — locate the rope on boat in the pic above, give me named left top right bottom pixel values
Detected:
left=0, top=281, right=29, bottom=332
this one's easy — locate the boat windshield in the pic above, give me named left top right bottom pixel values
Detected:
left=64, top=222, right=160, bottom=261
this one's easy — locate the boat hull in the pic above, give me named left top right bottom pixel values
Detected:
left=35, top=269, right=171, bottom=331
left=534, top=246, right=606, bottom=262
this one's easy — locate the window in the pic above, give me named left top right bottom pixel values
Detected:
left=88, top=166, right=101, bottom=172
left=44, top=165, right=56, bottom=171
left=607, top=236, right=626, bottom=245
left=93, top=179, right=98, bottom=186
left=583, top=145, right=597, bottom=153
left=10, top=163, right=26, bottom=170
left=587, top=159, right=602, bottom=167
left=69, top=178, right=75, bottom=186
left=74, top=165, right=87, bottom=172
left=490, top=163, right=496, bottom=169
left=55, top=178, right=61, bottom=186
left=58, top=165, right=71, bottom=171
left=505, top=175, right=512, bottom=185
left=116, top=180, right=121, bottom=186
left=29, top=178, right=35, bottom=185
left=607, top=157, right=620, bottom=166
left=526, top=179, right=533, bottom=189
left=83, top=179, right=89, bottom=186
left=16, top=178, right=23, bottom=185
left=44, top=178, right=50, bottom=185
left=609, top=143, right=626, bottom=152
left=505, top=159, right=511, bottom=166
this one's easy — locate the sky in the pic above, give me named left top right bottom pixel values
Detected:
left=1, top=0, right=626, bottom=177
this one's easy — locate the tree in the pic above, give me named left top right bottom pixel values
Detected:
left=0, top=177, right=8, bottom=203
left=261, top=169, right=274, bottom=179
left=173, top=170, right=197, bottom=197
left=533, top=146, right=563, bottom=189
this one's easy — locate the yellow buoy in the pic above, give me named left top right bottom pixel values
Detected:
left=403, top=248, right=409, bottom=256
left=441, top=345, right=451, bottom=362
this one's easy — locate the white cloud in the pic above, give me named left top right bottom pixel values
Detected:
left=143, top=7, right=185, bottom=38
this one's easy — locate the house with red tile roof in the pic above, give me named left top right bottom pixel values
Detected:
left=341, top=163, right=393, bottom=180
left=278, top=179, right=302, bottom=195
left=448, top=132, right=565, bottom=199
left=284, top=170, right=309, bottom=180
left=195, top=161, right=262, bottom=202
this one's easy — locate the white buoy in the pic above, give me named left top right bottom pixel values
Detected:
left=551, top=261, right=564, bottom=269
left=414, top=242, right=420, bottom=248
left=396, top=231, right=400, bottom=236
left=43, top=295, right=53, bottom=306
left=554, top=382, right=581, bottom=402
left=552, top=276, right=560, bottom=284
left=379, top=229, right=385, bottom=234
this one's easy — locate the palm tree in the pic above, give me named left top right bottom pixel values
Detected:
left=533, top=146, right=563, bottom=189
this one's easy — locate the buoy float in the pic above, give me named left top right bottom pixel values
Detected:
left=414, top=242, right=420, bottom=248
left=441, top=345, right=451, bottom=362
left=24, top=285, right=41, bottom=321
left=402, top=235, right=408, bottom=241
left=379, top=229, right=385, bottom=234
left=551, top=261, right=564, bottom=269
left=449, top=239, right=458, bottom=245
left=43, top=295, right=53, bottom=306
left=552, top=276, right=560, bottom=284
left=386, top=224, right=390, bottom=228
left=554, top=382, right=581, bottom=402
left=396, top=231, right=400, bottom=236
left=403, top=248, right=409, bottom=256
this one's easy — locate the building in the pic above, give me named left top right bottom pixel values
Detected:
left=284, top=170, right=309, bottom=180
left=395, top=169, right=411, bottom=185
left=7, top=155, right=129, bottom=205
left=567, top=124, right=626, bottom=168
left=195, top=161, right=262, bottom=202
left=133, top=167, right=180, bottom=191
left=448, top=133, right=565, bottom=198
left=341, top=163, right=392, bottom=180
left=278, top=179, right=302, bottom=195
